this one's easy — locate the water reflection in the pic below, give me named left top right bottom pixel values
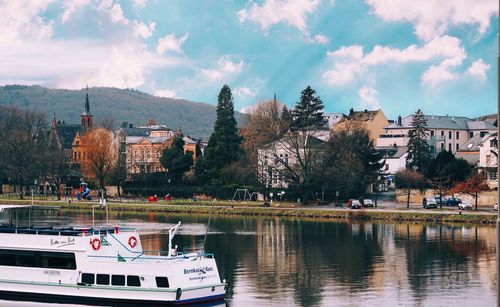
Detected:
left=1, top=210, right=497, bottom=306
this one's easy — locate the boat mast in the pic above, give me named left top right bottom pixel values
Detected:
left=168, top=222, right=181, bottom=257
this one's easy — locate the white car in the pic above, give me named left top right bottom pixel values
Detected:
left=362, top=199, right=374, bottom=207
left=458, top=201, right=472, bottom=210
left=494, top=203, right=498, bottom=211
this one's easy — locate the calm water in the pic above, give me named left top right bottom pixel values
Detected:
left=1, top=210, right=497, bottom=306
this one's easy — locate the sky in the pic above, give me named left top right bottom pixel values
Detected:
left=0, top=0, right=498, bottom=120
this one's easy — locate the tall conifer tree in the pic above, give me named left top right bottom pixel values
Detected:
left=406, top=109, right=432, bottom=173
left=203, top=85, right=242, bottom=179
left=291, top=86, right=326, bottom=130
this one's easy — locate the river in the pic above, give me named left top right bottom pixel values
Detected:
left=1, top=210, right=497, bottom=306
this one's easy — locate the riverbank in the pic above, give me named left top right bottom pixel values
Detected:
left=0, top=198, right=497, bottom=225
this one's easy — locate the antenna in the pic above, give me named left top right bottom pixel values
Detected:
left=168, top=221, right=181, bottom=257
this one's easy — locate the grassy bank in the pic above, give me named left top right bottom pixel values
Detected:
left=0, top=199, right=496, bottom=225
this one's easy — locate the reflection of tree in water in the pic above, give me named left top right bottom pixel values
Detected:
left=396, top=224, right=489, bottom=302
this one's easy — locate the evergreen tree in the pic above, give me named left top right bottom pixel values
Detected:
left=291, top=86, right=326, bottom=130
left=406, top=109, right=432, bottom=174
left=160, top=136, right=193, bottom=183
left=201, top=85, right=242, bottom=179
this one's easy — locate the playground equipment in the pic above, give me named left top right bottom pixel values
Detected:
left=77, top=182, right=91, bottom=201
left=165, top=194, right=174, bottom=202
left=232, top=189, right=252, bottom=202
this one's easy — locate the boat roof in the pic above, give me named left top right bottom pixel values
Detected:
left=0, top=205, right=60, bottom=212
left=0, top=225, right=136, bottom=236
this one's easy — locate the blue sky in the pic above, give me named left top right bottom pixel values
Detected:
left=0, top=0, right=498, bottom=120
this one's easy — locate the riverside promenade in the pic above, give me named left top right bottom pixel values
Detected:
left=0, top=196, right=497, bottom=225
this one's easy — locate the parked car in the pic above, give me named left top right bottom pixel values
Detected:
left=458, top=200, right=472, bottom=210
left=362, top=199, right=374, bottom=207
left=350, top=200, right=362, bottom=209
left=494, top=203, right=498, bottom=211
left=423, top=197, right=438, bottom=209
left=446, top=197, right=462, bottom=206
left=433, top=196, right=447, bottom=205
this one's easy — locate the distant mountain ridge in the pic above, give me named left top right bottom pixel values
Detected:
left=0, top=85, right=245, bottom=137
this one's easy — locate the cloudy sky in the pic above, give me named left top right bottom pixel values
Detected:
left=0, top=0, right=498, bottom=119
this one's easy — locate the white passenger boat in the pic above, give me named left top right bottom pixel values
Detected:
left=0, top=205, right=227, bottom=306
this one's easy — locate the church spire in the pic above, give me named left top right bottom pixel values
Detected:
left=81, top=85, right=93, bottom=130
left=273, top=93, right=277, bottom=103
left=51, top=112, right=57, bottom=130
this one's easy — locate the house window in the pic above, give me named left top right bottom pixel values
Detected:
left=491, top=171, right=498, bottom=181
left=448, top=143, right=452, bottom=151
left=134, top=150, right=137, bottom=159
left=430, top=130, right=434, bottom=137
left=141, top=150, right=145, bottom=160
left=491, top=138, right=498, bottom=148
left=456, top=144, right=459, bottom=151
left=469, top=132, right=474, bottom=138
left=441, top=143, right=444, bottom=151
left=147, top=150, right=151, bottom=159
left=156, top=151, right=160, bottom=158
left=480, top=131, right=488, bottom=137
left=285, top=154, right=289, bottom=164
left=441, top=131, right=444, bottom=136
left=448, top=131, right=452, bottom=139
left=456, top=131, right=459, bottom=139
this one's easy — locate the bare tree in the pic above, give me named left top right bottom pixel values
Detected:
left=0, top=106, right=48, bottom=198
left=80, top=128, right=117, bottom=191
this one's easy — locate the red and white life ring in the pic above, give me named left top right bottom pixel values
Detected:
left=128, top=236, right=137, bottom=248
left=90, top=238, right=101, bottom=251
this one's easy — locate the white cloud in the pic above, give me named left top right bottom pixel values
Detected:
left=0, top=0, right=56, bottom=43
left=61, top=0, right=90, bottom=23
left=0, top=40, right=178, bottom=89
left=467, top=59, right=490, bottom=79
left=133, top=0, right=147, bottom=8
left=108, top=2, right=129, bottom=25
left=308, top=33, right=329, bottom=45
left=132, top=20, right=156, bottom=39
left=358, top=86, right=380, bottom=110
left=234, top=86, right=256, bottom=98
left=156, top=33, right=189, bottom=54
left=238, top=0, right=326, bottom=44
left=200, top=56, right=244, bottom=82
left=154, top=88, right=178, bottom=99
left=240, top=105, right=256, bottom=114
left=323, top=35, right=467, bottom=87
left=365, top=0, right=498, bottom=41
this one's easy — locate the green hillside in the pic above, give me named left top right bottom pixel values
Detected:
left=0, top=85, right=245, bottom=137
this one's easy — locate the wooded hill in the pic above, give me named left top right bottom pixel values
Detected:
left=0, top=85, right=246, bottom=137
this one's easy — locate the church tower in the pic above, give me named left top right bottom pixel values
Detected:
left=81, top=86, right=93, bottom=130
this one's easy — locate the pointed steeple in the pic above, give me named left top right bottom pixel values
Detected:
left=83, top=85, right=91, bottom=116
left=81, top=85, right=93, bottom=130
left=273, top=93, right=277, bottom=103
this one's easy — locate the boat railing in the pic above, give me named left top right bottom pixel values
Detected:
left=0, top=226, right=136, bottom=237
left=88, top=251, right=214, bottom=261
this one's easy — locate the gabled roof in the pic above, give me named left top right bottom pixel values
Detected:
left=259, top=133, right=325, bottom=150
left=376, top=146, right=408, bottom=159
left=348, top=110, right=381, bottom=122
left=183, top=137, right=196, bottom=144
left=55, top=124, right=83, bottom=149
left=386, top=114, right=495, bottom=130
left=118, top=127, right=151, bottom=137
left=457, top=134, right=483, bottom=152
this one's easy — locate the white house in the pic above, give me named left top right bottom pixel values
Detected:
left=478, top=133, right=498, bottom=188
left=376, top=146, right=408, bottom=175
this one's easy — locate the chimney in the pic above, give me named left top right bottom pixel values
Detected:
left=364, top=109, right=368, bottom=113
left=397, top=115, right=402, bottom=126
left=349, top=108, right=354, bottom=116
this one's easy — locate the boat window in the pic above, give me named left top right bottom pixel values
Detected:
left=82, top=273, right=95, bottom=285
left=39, top=251, right=76, bottom=270
left=112, top=275, right=125, bottom=286
left=127, top=275, right=141, bottom=287
left=96, top=274, right=110, bottom=285
left=0, top=249, right=75, bottom=270
left=155, top=277, right=169, bottom=288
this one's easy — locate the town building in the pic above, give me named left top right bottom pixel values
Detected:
left=377, top=114, right=496, bottom=155
left=376, top=146, right=408, bottom=175
left=257, top=133, right=325, bottom=188
left=327, top=109, right=389, bottom=141
left=478, top=133, right=498, bottom=188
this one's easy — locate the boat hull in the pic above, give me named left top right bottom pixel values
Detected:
left=0, top=289, right=225, bottom=306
